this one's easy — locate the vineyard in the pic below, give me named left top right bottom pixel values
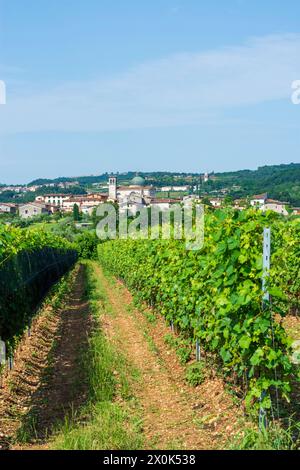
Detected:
left=0, top=225, right=77, bottom=354
left=98, top=209, right=300, bottom=415
left=0, top=209, right=299, bottom=450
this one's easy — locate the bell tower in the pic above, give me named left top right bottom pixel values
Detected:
left=108, top=176, right=117, bottom=201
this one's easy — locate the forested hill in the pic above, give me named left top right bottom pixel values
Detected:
left=212, top=163, right=300, bottom=205
left=26, top=162, right=300, bottom=206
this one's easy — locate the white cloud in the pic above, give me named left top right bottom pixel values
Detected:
left=0, top=34, right=300, bottom=134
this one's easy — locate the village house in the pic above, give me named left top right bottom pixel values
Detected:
left=161, top=185, right=189, bottom=192
left=36, top=194, right=72, bottom=206
left=0, top=203, right=17, bottom=214
left=3, top=185, right=28, bottom=194
left=27, top=185, right=40, bottom=192
left=150, top=198, right=182, bottom=211
left=119, top=193, right=148, bottom=216
left=57, top=181, right=79, bottom=189
left=250, top=193, right=268, bottom=207
left=264, top=199, right=289, bottom=216
left=209, top=197, right=224, bottom=208
left=19, top=202, right=50, bottom=219
left=61, top=194, right=108, bottom=214
left=85, top=193, right=108, bottom=201
left=233, top=199, right=247, bottom=211
left=250, top=193, right=289, bottom=215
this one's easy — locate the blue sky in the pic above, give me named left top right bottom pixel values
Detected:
left=0, top=0, right=300, bottom=183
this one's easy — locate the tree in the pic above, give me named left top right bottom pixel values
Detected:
left=201, top=197, right=213, bottom=207
left=223, top=195, right=234, bottom=206
left=73, top=204, right=81, bottom=221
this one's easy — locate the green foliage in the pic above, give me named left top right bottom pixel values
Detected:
left=0, top=225, right=77, bottom=350
left=231, top=422, right=300, bottom=450
left=98, top=209, right=298, bottom=412
left=207, top=163, right=300, bottom=206
left=0, top=223, right=75, bottom=262
left=185, top=362, right=206, bottom=387
left=75, top=231, right=99, bottom=260
left=164, top=333, right=192, bottom=365
left=73, top=203, right=81, bottom=222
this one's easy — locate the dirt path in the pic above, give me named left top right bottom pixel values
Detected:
left=0, top=265, right=91, bottom=450
left=1, top=262, right=246, bottom=450
left=95, top=265, right=245, bottom=450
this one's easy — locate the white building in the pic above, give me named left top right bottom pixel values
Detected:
left=108, top=176, right=156, bottom=203
left=204, top=173, right=209, bottom=183
left=264, top=199, right=289, bottom=216
left=150, top=198, right=181, bottom=211
left=61, top=194, right=108, bottom=214
left=0, top=203, right=17, bottom=214
left=209, top=197, right=223, bottom=208
left=250, top=193, right=289, bottom=215
left=160, top=186, right=189, bottom=192
left=36, top=194, right=71, bottom=206
left=250, top=193, right=268, bottom=208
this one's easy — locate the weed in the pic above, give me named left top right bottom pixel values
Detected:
left=230, top=422, right=300, bottom=450
left=185, top=362, right=206, bottom=387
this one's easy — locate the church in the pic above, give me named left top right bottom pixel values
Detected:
left=108, top=175, right=157, bottom=215
left=108, top=175, right=156, bottom=204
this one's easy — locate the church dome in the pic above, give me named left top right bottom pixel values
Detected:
left=131, top=176, right=145, bottom=186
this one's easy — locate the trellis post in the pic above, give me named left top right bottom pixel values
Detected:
left=0, top=338, right=6, bottom=388
left=196, top=338, right=201, bottom=361
left=259, top=227, right=271, bottom=431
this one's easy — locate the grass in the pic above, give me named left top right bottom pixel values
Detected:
left=51, top=261, right=143, bottom=450
left=230, top=422, right=300, bottom=450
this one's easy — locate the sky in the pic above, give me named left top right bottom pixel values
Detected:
left=0, top=0, right=300, bottom=184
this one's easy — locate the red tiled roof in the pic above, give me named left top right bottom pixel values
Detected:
left=151, top=198, right=181, bottom=203
left=265, top=199, right=288, bottom=205
left=251, top=193, right=268, bottom=200
left=44, top=193, right=72, bottom=197
left=19, top=202, right=47, bottom=208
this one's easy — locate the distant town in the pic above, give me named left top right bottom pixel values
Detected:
left=0, top=163, right=300, bottom=220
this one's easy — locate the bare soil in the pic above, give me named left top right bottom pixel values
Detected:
left=0, top=265, right=91, bottom=450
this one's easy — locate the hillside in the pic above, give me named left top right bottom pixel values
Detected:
left=26, top=163, right=300, bottom=206
left=212, top=163, right=300, bottom=205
